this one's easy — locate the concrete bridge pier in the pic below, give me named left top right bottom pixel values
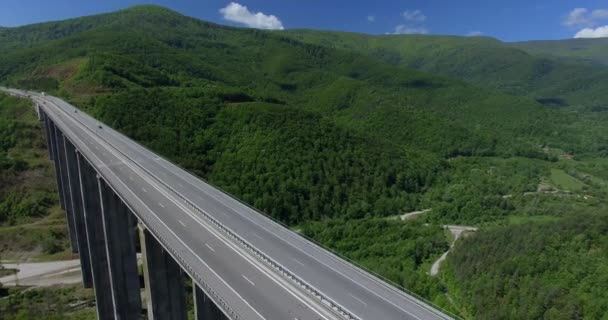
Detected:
left=194, top=282, right=227, bottom=320
left=77, top=154, right=115, bottom=320
left=99, top=179, right=142, bottom=320
left=41, top=112, right=54, bottom=161
left=63, top=140, right=93, bottom=288
left=51, top=123, right=78, bottom=253
left=139, top=226, right=187, bottom=320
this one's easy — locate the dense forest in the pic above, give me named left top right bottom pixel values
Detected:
left=1, top=5, right=608, bottom=319
left=0, top=92, right=68, bottom=260
left=447, top=213, right=608, bottom=319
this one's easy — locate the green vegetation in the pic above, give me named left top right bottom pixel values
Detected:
left=301, top=218, right=454, bottom=309
left=549, top=168, right=586, bottom=191
left=0, top=5, right=607, bottom=318
left=447, top=213, right=608, bottom=319
left=513, top=38, right=608, bottom=66
left=0, top=92, right=69, bottom=260
left=0, top=285, right=96, bottom=320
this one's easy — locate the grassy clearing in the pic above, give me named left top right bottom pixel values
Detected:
left=549, top=168, right=586, bottom=191
left=507, top=215, right=561, bottom=225
left=0, top=285, right=96, bottom=320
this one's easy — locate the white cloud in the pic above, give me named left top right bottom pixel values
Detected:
left=574, top=25, right=608, bottom=38
left=393, top=25, right=428, bottom=35
left=219, top=2, right=284, bottom=30
left=402, top=10, right=426, bottom=22
left=592, top=9, right=608, bottom=19
left=390, top=9, right=428, bottom=34
left=564, top=7, right=608, bottom=27
left=564, top=8, right=591, bottom=27
left=367, top=15, right=375, bottom=22
left=466, top=31, right=483, bottom=36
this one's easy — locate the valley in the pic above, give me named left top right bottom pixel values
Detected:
left=1, top=5, right=608, bottom=319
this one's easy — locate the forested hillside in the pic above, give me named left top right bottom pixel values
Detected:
left=0, top=92, right=68, bottom=260
left=1, top=5, right=608, bottom=319
left=284, top=30, right=608, bottom=110
left=513, top=38, right=608, bottom=66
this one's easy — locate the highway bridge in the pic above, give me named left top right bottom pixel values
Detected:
left=2, top=87, right=454, bottom=320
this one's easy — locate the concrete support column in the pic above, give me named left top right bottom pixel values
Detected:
left=139, top=226, right=187, bottom=320
left=41, top=112, right=54, bottom=161
left=99, top=179, right=142, bottom=320
left=54, top=127, right=78, bottom=253
left=194, top=282, right=226, bottom=320
left=47, top=121, right=64, bottom=209
left=64, top=142, right=93, bottom=288
left=77, top=155, right=115, bottom=320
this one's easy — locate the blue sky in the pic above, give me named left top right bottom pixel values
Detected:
left=2, top=0, right=608, bottom=41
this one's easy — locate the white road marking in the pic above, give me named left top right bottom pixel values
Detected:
left=47, top=118, right=271, bottom=320
left=242, top=274, right=255, bottom=286
left=44, top=94, right=370, bottom=317
left=158, top=202, right=165, bottom=208
left=129, top=176, right=134, bottom=181
left=178, top=220, right=187, bottom=227
left=252, top=233, right=264, bottom=240
left=142, top=187, right=147, bottom=193
left=291, top=258, right=306, bottom=267
left=205, top=243, right=215, bottom=252
left=349, top=293, right=368, bottom=306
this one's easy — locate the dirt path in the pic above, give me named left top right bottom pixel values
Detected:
left=0, top=259, right=82, bottom=286
left=400, top=209, right=431, bottom=220
left=429, top=225, right=477, bottom=276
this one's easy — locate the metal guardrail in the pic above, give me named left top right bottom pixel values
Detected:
left=40, top=92, right=350, bottom=320
left=12, top=88, right=457, bottom=320
left=35, top=95, right=243, bottom=320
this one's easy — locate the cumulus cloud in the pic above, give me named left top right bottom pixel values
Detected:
left=390, top=9, right=428, bottom=34
left=219, top=2, right=284, bottom=30
left=564, top=7, right=608, bottom=27
left=466, top=31, right=483, bottom=36
left=393, top=25, right=428, bottom=35
left=574, top=25, right=608, bottom=38
left=564, top=8, right=592, bottom=27
left=402, top=10, right=426, bottom=22
left=367, top=15, right=375, bottom=22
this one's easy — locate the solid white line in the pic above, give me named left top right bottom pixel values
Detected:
left=291, top=258, right=305, bottom=267
left=183, top=183, right=427, bottom=318
left=45, top=96, right=342, bottom=318
left=47, top=117, right=269, bottom=320
left=49, top=105, right=333, bottom=320
left=349, top=293, right=368, bottom=307
left=205, top=243, right=215, bottom=252
left=178, top=220, right=187, bottom=227
left=242, top=274, right=255, bottom=286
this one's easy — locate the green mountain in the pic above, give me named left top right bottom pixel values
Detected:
left=283, top=30, right=608, bottom=110
left=513, top=38, right=608, bottom=66
left=0, top=5, right=570, bottom=157
left=2, top=5, right=608, bottom=318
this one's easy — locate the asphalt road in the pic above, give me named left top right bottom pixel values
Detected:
left=4, top=88, right=453, bottom=320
